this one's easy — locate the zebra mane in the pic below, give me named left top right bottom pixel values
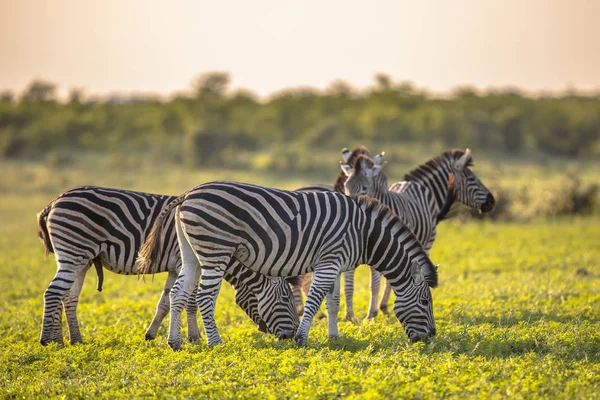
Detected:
left=404, top=149, right=473, bottom=182
left=355, top=195, right=438, bottom=288
left=334, top=146, right=371, bottom=192
left=352, top=154, right=375, bottom=172
left=354, top=195, right=403, bottom=228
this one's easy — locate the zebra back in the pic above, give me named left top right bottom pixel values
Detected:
left=43, top=186, right=179, bottom=274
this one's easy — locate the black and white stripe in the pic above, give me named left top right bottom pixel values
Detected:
left=37, top=186, right=298, bottom=346
left=291, top=146, right=372, bottom=320
left=137, top=181, right=439, bottom=349
left=342, top=148, right=495, bottom=318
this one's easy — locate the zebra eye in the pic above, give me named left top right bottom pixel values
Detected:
left=362, top=186, right=367, bottom=192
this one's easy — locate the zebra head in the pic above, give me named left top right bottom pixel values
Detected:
left=451, top=149, right=495, bottom=213
left=334, top=146, right=372, bottom=193
left=256, top=277, right=300, bottom=340
left=341, top=153, right=387, bottom=197
left=393, top=258, right=438, bottom=343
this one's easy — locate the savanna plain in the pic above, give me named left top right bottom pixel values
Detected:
left=1, top=158, right=599, bottom=399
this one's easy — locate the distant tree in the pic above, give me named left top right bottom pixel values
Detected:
left=21, top=79, right=57, bottom=102
left=327, top=80, right=354, bottom=97
left=374, top=73, right=392, bottom=91
left=192, top=72, right=230, bottom=101
left=0, top=90, right=14, bottom=103
left=69, top=87, right=85, bottom=104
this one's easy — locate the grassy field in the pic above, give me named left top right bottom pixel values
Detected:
left=1, top=160, right=599, bottom=398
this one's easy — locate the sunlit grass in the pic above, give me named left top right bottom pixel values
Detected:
left=1, top=163, right=599, bottom=398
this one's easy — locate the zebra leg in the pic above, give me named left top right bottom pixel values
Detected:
left=291, top=278, right=305, bottom=316
left=145, top=271, right=177, bottom=340
left=167, top=263, right=200, bottom=351
left=168, top=216, right=203, bottom=351
left=62, top=265, right=91, bottom=344
left=343, top=270, right=359, bottom=325
left=366, top=268, right=382, bottom=319
left=50, top=302, right=64, bottom=344
left=326, top=275, right=341, bottom=339
left=295, top=266, right=339, bottom=347
left=379, top=280, right=393, bottom=315
left=186, top=282, right=201, bottom=342
left=197, top=266, right=225, bottom=346
left=40, top=262, right=86, bottom=346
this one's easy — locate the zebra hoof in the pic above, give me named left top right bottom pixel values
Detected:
left=345, top=315, right=360, bottom=325
left=144, top=332, right=156, bottom=341
left=69, top=338, right=84, bottom=346
left=365, top=311, right=378, bottom=320
left=168, top=340, right=183, bottom=351
left=40, top=338, right=64, bottom=347
left=379, top=305, right=390, bottom=315
left=328, top=334, right=340, bottom=340
left=188, top=334, right=201, bottom=343
left=207, top=339, right=222, bottom=347
left=294, top=334, right=308, bottom=348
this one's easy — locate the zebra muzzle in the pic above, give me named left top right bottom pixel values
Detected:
left=276, top=329, right=295, bottom=340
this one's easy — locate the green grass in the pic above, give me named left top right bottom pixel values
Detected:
left=1, top=162, right=599, bottom=398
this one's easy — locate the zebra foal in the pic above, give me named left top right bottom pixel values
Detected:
left=37, top=186, right=298, bottom=346
left=137, top=181, right=439, bottom=349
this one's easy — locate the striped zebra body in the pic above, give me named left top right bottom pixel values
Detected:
left=291, top=146, right=371, bottom=321
left=37, top=186, right=298, bottom=346
left=137, top=181, right=438, bottom=349
left=288, top=184, right=334, bottom=315
left=342, top=149, right=495, bottom=318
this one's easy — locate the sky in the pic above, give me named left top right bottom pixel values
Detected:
left=1, top=0, right=599, bottom=98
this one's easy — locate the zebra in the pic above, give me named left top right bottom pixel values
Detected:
left=341, top=148, right=495, bottom=319
left=37, top=186, right=298, bottom=346
left=137, top=181, right=439, bottom=349
left=290, top=146, right=372, bottom=318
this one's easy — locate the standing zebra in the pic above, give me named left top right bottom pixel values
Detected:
left=342, top=148, right=495, bottom=319
left=137, top=181, right=439, bottom=349
left=290, top=146, right=372, bottom=318
left=37, top=186, right=298, bottom=346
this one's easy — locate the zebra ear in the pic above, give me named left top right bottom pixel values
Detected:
left=373, top=152, right=385, bottom=166
left=455, top=148, right=472, bottom=171
left=341, top=148, right=351, bottom=163
left=340, top=162, right=353, bottom=176
left=410, top=260, right=425, bottom=286
left=371, top=152, right=386, bottom=177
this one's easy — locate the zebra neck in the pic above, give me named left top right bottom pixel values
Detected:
left=364, top=214, right=415, bottom=279
left=405, top=164, right=452, bottom=223
left=371, top=173, right=389, bottom=201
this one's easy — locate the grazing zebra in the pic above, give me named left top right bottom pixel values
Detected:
left=342, top=148, right=495, bottom=319
left=290, top=146, right=372, bottom=319
left=137, top=181, right=439, bottom=349
left=37, top=186, right=298, bottom=346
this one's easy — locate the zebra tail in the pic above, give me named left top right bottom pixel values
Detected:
left=36, top=205, right=54, bottom=257
left=286, top=276, right=301, bottom=287
left=136, top=194, right=187, bottom=275
left=93, top=258, right=104, bottom=292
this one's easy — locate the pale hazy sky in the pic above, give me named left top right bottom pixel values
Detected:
left=1, top=0, right=599, bottom=98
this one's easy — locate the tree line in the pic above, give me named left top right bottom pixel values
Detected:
left=1, top=72, right=599, bottom=169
